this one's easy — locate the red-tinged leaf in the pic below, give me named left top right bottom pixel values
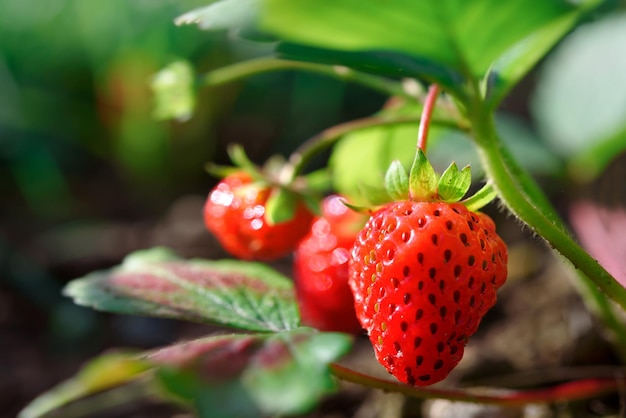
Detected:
left=63, top=247, right=300, bottom=332
left=149, top=329, right=353, bottom=418
left=19, top=352, right=149, bottom=418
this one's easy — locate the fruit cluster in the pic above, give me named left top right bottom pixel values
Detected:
left=202, top=148, right=508, bottom=387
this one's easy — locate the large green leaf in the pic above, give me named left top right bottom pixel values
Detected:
left=531, top=12, right=626, bottom=182
left=151, top=329, right=353, bottom=418
left=260, top=0, right=576, bottom=87
left=64, top=247, right=300, bottom=332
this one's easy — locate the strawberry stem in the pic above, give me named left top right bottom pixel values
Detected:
left=417, top=84, right=441, bottom=153
left=330, top=363, right=622, bottom=406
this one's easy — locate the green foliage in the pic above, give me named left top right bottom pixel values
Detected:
left=152, top=330, right=352, bottom=418
left=260, top=0, right=576, bottom=93
left=485, top=1, right=599, bottom=108
left=329, top=122, right=419, bottom=205
left=22, top=248, right=353, bottom=417
left=175, top=0, right=264, bottom=38
left=64, top=247, right=300, bottom=332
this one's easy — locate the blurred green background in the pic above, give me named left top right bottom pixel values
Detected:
left=0, top=1, right=386, bottom=415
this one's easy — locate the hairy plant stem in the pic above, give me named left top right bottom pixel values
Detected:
left=199, top=57, right=410, bottom=99
left=467, top=98, right=626, bottom=361
left=330, top=364, right=622, bottom=406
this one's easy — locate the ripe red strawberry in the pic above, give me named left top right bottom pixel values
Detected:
left=294, top=195, right=366, bottom=334
left=204, top=171, right=314, bottom=261
left=349, top=153, right=508, bottom=386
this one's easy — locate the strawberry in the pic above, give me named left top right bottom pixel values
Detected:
left=294, top=195, right=367, bottom=334
left=348, top=151, right=508, bottom=386
left=204, top=171, right=314, bottom=261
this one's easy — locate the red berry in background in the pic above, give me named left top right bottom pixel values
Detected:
left=349, top=201, right=507, bottom=386
left=294, top=195, right=366, bottom=334
left=204, top=172, right=314, bottom=261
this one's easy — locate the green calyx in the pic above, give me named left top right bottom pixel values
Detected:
left=384, top=149, right=497, bottom=211
left=205, top=144, right=326, bottom=225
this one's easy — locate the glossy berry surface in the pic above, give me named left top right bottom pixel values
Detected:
left=294, top=195, right=366, bottom=334
left=349, top=201, right=507, bottom=386
left=203, top=172, right=314, bottom=261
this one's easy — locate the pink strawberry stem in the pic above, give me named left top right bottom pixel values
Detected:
left=330, top=364, right=621, bottom=406
left=417, top=84, right=440, bottom=153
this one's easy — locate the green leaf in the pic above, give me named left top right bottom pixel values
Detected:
left=19, top=352, right=149, bottom=418
left=151, top=61, right=196, bottom=121
left=265, top=188, right=297, bottom=225
left=150, top=329, right=353, bottom=417
left=329, top=121, right=420, bottom=205
left=485, top=1, right=597, bottom=109
left=384, top=160, right=409, bottom=201
left=64, top=248, right=300, bottom=332
left=175, top=0, right=267, bottom=39
left=261, top=0, right=576, bottom=89
left=532, top=12, right=626, bottom=180
left=438, top=163, right=471, bottom=202
left=408, top=149, right=437, bottom=201
left=245, top=330, right=352, bottom=414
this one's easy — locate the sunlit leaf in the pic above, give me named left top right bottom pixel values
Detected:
left=64, top=247, right=300, bottom=332
left=261, top=0, right=576, bottom=91
left=150, top=329, right=353, bottom=418
left=329, top=122, right=419, bottom=205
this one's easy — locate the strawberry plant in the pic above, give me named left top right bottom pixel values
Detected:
left=20, top=1, right=626, bottom=417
